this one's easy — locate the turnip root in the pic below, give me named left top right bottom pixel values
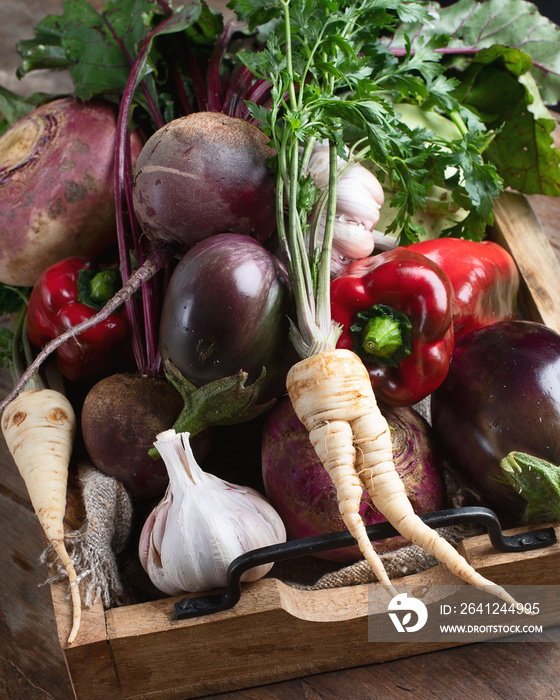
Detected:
left=1, top=388, right=81, bottom=644
left=80, top=373, right=211, bottom=499
left=0, top=97, right=143, bottom=287
left=132, top=111, right=277, bottom=248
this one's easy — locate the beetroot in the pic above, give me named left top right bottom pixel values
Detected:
left=132, top=112, right=277, bottom=248
left=80, top=373, right=211, bottom=500
left=261, top=396, right=446, bottom=562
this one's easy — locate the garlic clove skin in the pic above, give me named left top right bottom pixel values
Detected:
left=138, top=429, right=287, bottom=596
left=330, top=217, right=376, bottom=260
left=334, top=165, right=384, bottom=232
left=307, top=141, right=386, bottom=275
left=307, top=140, right=333, bottom=189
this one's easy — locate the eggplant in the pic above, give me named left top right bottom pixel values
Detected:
left=431, top=320, right=560, bottom=520
left=159, top=233, right=297, bottom=401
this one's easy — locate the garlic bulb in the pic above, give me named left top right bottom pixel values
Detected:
left=139, top=429, right=287, bottom=596
left=307, top=141, right=395, bottom=274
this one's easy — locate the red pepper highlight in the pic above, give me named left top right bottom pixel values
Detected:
left=331, top=249, right=455, bottom=407
left=27, top=256, right=130, bottom=383
left=405, top=238, right=519, bottom=339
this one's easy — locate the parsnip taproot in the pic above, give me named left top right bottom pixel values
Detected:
left=1, top=388, right=81, bottom=643
left=287, top=349, right=523, bottom=609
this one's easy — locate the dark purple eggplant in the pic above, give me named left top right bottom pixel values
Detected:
left=159, top=233, right=297, bottom=401
left=431, top=320, right=560, bottom=520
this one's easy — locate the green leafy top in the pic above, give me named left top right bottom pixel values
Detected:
left=229, top=0, right=509, bottom=357
left=389, top=0, right=560, bottom=197
left=15, top=0, right=223, bottom=128
left=235, top=0, right=506, bottom=241
left=391, top=0, right=560, bottom=106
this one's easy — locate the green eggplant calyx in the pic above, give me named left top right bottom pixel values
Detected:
left=148, top=359, right=275, bottom=460
left=500, top=451, right=560, bottom=522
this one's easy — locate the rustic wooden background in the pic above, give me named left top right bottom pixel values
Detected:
left=2, top=2, right=560, bottom=700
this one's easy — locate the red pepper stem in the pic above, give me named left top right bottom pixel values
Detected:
left=361, top=315, right=404, bottom=359
left=351, top=304, right=413, bottom=368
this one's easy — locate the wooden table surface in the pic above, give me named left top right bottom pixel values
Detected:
left=3, top=3, right=560, bottom=700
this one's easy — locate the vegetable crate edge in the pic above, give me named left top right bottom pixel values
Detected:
left=51, top=191, right=560, bottom=700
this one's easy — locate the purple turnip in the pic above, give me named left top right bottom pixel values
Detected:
left=261, top=396, right=447, bottom=563
left=0, top=97, right=143, bottom=287
left=132, top=111, right=277, bottom=248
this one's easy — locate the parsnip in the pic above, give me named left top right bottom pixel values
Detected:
left=1, top=388, right=81, bottom=643
left=287, top=349, right=523, bottom=609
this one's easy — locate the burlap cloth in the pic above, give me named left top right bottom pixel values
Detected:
left=42, top=463, right=133, bottom=608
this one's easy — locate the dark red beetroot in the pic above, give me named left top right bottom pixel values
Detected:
left=261, top=396, right=446, bottom=563
left=81, top=374, right=211, bottom=500
left=0, top=97, right=143, bottom=287
left=431, top=320, right=560, bottom=521
left=132, top=112, right=277, bottom=249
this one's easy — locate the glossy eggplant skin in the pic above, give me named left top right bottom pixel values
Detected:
left=431, top=320, right=560, bottom=520
left=159, top=233, right=296, bottom=401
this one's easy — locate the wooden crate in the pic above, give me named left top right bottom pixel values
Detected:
left=50, top=191, right=560, bottom=700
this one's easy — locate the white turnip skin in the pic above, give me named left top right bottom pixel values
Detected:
left=0, top=97, right=144, bottom=287
left=132, top=112, right=277, bottom=248
left=261, top=395, right=447, bottom=563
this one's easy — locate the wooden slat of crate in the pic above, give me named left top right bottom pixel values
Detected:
left=492, top=191, right=560, bottom=333
left=50, top=191, right=560, bottom=699
left=53, top=522, right=560, bottom=700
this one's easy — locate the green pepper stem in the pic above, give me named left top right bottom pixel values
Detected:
left=361, top=315, right=404, bottom=359
left=350, top=304, right=412, bottom=368
left=90, top=269, right=121, bottom=304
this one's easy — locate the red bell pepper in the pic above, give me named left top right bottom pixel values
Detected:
left=27, top=256, right=129, bottom=383
left=405, top=238, right=519, bottom=339
left=331, top=249, right=455, bottom=407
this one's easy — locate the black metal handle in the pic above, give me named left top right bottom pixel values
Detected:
left=174, top=506, right=557, bottom=620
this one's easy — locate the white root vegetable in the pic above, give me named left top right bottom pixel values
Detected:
left=1, top=388, right=81, bottom=643
left=287, top=348, right=523, bottom=610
